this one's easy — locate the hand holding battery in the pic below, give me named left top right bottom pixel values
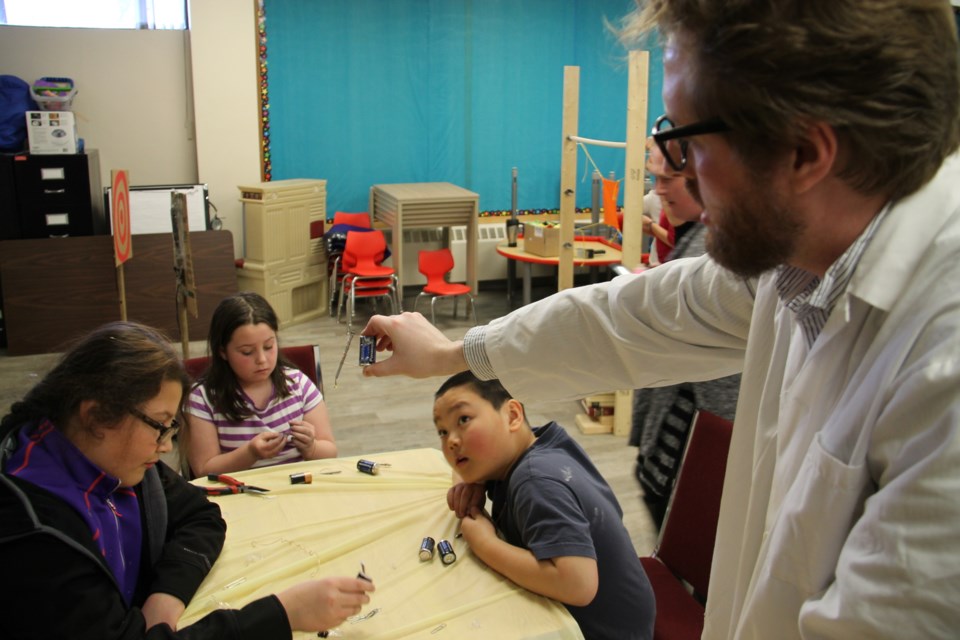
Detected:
left=276, top=575, right=375, bottom=635
left=360, top=313, right=468, bottom=380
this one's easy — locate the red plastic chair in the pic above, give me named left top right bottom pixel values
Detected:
left=184, top=344, right=323, bottom=394
left=413, top=248, right=477, bottom=325
left=332, top=211, right=372, bottom=228
left=639, top=410, right=733, bottom=640
left=327, top=212, right=373, bottom=314
left=336, top=230, right=400, bottom=328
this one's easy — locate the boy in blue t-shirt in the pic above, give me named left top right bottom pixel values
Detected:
left=434, top=371, right=655, bottom=640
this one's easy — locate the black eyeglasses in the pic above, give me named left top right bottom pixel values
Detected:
left=651, top=114, right=730, bottom=172
left=130, top=407, right=180, bottom=444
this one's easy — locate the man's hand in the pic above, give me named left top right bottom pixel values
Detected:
left=361, top=312, right=468, bottom=379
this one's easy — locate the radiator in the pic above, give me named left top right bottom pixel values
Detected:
left=384, top=224, right=553, bottom=286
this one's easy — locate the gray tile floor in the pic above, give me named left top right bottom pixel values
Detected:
left=0, top=280, right=657, bottom=555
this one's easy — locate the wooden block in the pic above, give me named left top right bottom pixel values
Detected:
left=613, top=389, right=634, bottom=437
left=576, top=413, right=613, bottom=435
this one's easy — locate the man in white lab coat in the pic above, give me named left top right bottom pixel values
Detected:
left=361, top=0, right=960, bottom=637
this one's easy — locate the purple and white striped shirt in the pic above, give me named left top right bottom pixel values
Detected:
left=186, top=368, right=323, bottom=468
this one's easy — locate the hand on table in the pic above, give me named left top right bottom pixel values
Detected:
left=278, top=576, right=375, bottom=633
left=459, top=506, right=497, bottom=546
left=361, top=312, right=468, bottom=379
left=447, top=482, right=486, bottom=519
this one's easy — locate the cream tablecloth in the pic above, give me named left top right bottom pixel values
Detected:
left=182, top=448, right=583, bottom=639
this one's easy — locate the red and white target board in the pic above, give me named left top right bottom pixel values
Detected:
left=112, top=169, right=132, bottom=265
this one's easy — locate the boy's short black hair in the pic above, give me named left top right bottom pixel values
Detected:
left=435, top=370, right=513, bottom=411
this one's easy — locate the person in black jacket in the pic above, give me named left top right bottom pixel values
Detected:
left=0, top=321, right=374, bottom=639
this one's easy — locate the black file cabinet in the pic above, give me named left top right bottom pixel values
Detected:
left=0, top=149, right=106, bottom=240
left=0, top=150, right=106, bottom=348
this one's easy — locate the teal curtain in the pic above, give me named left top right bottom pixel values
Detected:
left=267, top=0, right=662, bottom=215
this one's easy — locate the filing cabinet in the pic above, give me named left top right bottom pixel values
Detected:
left=0, top=150, right=106, bottom=348
left=0, top=149, right=106, bottom=240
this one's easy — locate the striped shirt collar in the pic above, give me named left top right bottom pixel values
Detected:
left=775, top=202, right=891, bottom=348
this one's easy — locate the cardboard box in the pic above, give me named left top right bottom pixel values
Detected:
left=26, top=110, right=78, bottom=154
left=523, top=222, right=560, bottom=257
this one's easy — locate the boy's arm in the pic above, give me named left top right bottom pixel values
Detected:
left=460, top=507, right=598, bottom=607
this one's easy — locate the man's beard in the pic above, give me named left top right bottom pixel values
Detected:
left=698, top=181, right=804, bottom=278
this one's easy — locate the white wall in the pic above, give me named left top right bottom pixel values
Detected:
left=189, top=0, right=262, bottom=257
left=0, top=25, right=198, bottom=187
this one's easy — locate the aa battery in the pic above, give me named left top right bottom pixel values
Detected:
left=359, top=335, right=376, bottom=366
left=357, top=459, right=380, bottom=475
left=438, top=539, right=456, bottom=565
left=419, top=536, right=436, bottom=561
left=289, top=472, right=312, bottom=484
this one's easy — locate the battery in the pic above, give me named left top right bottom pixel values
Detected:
left=289, top=472, right=312, bottom=484
left=438, top=539, right=456, bottom=565
left=419, top=536, right=436, bottom=561
left=359, top=335, right=376, bottom=366
left=357, top=459, right=380, bottom=475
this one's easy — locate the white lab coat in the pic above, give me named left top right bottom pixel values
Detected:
left=477, top=153, right=960, bottom=637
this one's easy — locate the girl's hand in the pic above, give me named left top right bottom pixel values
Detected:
left=278, top=576, right=375, bottom=633
left=288, top=419, right=317, bottom=454
left=141, top=592, right=185, bottom=631
left=247, top=430, right=286, bottom=460
left=642, top=214, right=654, bottom=234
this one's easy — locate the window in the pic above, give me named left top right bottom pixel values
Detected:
left=0, top=0, right=188, bottom=30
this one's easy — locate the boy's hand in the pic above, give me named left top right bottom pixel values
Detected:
left=460, top=506, right=496, bottom=545
left=447, top=482, right=486, bottom=518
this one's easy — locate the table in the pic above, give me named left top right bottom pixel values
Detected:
left=369, top=183, right=479, bottom=300
left=496, top=237, right=623, bottom=306
left=181, top=449, right=583, bottom=639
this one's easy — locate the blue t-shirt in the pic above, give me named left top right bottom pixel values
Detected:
left=487, top=422, right=655, bottom=640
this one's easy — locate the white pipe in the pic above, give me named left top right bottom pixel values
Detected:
left=568, top=135, right=627, bottom=148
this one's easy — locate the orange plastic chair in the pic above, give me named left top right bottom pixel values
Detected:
left=336, top=230, right=400, bottom=328
left=639, top=410, right=733, bottom=640
left=413, top=248, right=477, bottom=325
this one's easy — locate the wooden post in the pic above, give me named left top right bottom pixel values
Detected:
left=614, top=50, right=651, bottom=436
left=171, top=192, right=197, bottom=358
left=558, top=66, right=580, bottom=292
left=621, top=50, right=649, bottom=270
left=117, top=264, right=127, bottom=321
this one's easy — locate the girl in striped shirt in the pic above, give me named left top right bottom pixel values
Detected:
left=184, top=292, right=336, bottom=476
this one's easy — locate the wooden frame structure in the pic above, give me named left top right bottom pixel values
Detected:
left=559, top=50, right=650, bottom=436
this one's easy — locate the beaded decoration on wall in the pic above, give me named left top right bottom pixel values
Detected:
left=257, top=0, right=271, bottom=182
